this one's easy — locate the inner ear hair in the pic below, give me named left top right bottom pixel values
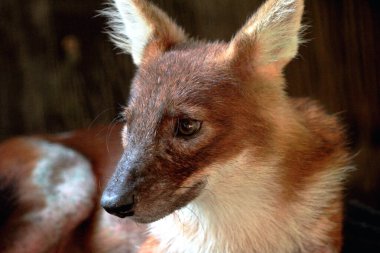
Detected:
left=102, top=0, right=187, bottom=65
left=227, top=0, right=304, bottom=73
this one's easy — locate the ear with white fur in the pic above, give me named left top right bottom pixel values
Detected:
left=227, top=0, right=304, bottom=74
left=104, top=0, right=187, bottom=65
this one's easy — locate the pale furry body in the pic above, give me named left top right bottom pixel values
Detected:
left=0, top=139, right=95, bottom=253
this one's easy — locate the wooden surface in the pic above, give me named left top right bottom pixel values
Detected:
left=0, top=0, right=379, bottom=206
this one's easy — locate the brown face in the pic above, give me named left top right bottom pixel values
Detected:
left=101, top=43, right=259, bottom=223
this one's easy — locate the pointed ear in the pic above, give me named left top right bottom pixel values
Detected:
left=104, top=0, right=187, bottom=65
left=227, top=0, right=304, bottom=74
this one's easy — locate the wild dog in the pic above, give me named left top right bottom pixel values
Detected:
left=99, top=0, right=352, bottom=252
left=0, top=0, right=351, bottom=252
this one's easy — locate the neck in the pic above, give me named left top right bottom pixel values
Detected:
left=149, top=149, right=347, bottom=253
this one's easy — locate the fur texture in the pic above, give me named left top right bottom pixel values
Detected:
left=228, top=0, right=304, bottom=67
left=0, top=138, right=96, bottom=252
left=0, top=0, right=351, bottom=252
left=101, top=0, right=351, bottom=252
left=150, top=154, right=349, bottom=253
left=102, top=0, right=187, bottom=65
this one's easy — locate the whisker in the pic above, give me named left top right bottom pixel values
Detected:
left=87, top=108, right=113, bottom=129
left=175, top=210, right=186, bottom=234
left=106, top=115, right=124, bottom=153
left=185, top=206, right=205, bottom=233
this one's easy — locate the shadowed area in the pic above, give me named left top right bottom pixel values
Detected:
left=0, top=177, right=18, bottom=229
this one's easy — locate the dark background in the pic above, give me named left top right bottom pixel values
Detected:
left=0, top=0, right=379, bottom=251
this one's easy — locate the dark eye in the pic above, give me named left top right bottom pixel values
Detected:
left=175, top=118, right=202, bottom=138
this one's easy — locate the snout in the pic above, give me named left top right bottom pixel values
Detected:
left=100, top=150, right=206, bottom=223
left=101, top=189, right=135, bottom=218
left=101, top=150, right=143, bottom=218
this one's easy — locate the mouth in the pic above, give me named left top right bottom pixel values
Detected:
left=112, top=210, right=135, bottom=219
left=131, top=180, right=207, bottom=223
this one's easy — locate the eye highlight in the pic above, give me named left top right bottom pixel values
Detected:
left=175, top=118, right=202, bottom=138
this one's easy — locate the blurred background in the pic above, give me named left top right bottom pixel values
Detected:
left=0, top=0, right=379, bottom=251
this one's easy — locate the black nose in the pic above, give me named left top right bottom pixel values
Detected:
left=101, top=192, right=135, bottom=218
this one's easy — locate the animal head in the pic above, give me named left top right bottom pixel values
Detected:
left=101, top=0, right=304, bottom=223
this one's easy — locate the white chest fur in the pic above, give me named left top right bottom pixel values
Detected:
left=149, top=150, right=347, bottom=253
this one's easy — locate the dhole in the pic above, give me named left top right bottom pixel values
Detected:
left=0, top=0, right=351, bottom=252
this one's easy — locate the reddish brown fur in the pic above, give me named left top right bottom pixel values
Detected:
left=43, top=124, right=124, bottom=186
left=0, top=0, right=351, bottom=252
left=111, top=42, right=281, bottom=223
left=0, top=138, right=49, bottom=251
left=0, top=138, right=51, bottom=217
left=281, top=99, right=349, bottom=198
left=0, top=128, right=142, bottom=252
